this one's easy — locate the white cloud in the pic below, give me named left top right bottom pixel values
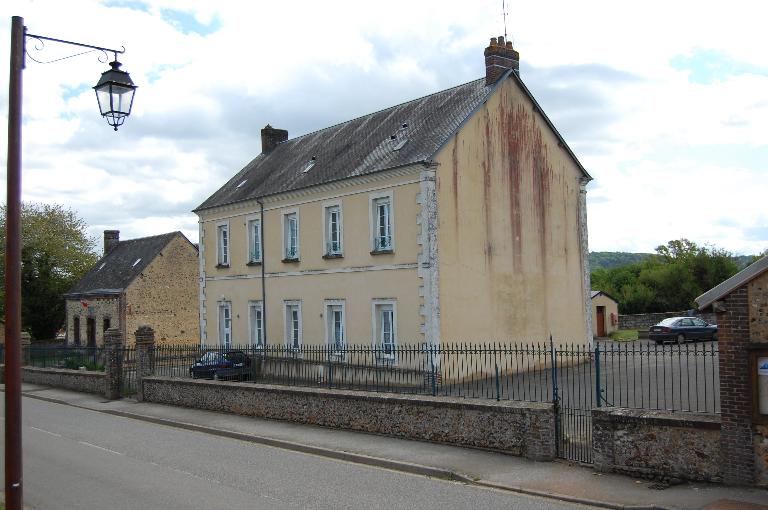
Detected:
left=0, top=0, right=766, bottom=256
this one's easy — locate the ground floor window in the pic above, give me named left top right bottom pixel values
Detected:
left=325, top=300, right=346, bottom=354
left=249, top=301, right=264, bottom=348
left=219, top=302, right=232, bottom=348
left=284, top=301, right=302, bottom=349
left=373, top=300, right=396, bottom=358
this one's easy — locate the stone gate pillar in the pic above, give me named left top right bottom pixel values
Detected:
left=134, top=325, right=155, bottom=402
left=20, top=332, right=31, bottom=366
left=104, top=327, right=123, bottom=400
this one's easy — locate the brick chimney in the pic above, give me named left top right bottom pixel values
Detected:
left=104, top=230, right=120, bottom=255
left=261, top=124, right=288, bottom=153
left=484, top=36, right=520, bottom=85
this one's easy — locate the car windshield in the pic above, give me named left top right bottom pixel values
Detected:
left=658, top=318, right=680, bottom=326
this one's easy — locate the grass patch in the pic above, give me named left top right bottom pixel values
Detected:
left=610, top=329, right=638, bottom=342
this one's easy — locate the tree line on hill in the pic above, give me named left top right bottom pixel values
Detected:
left=591, top=240, right=765, bottom=314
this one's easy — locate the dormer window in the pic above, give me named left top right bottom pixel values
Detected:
left=302, top=157, right=317, bottom=173
left=390, top=123, right=409, bottom=151
left=132, top=258, right=142, bottom=267
left=236, top=179, right=247, bottom=189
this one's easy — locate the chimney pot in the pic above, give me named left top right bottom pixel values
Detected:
left=490, top=37, right=497, bottom=46
left=261, top=124, right=288, bottom=153
left=498, top=35, right=505, bottom=46
left=104, top=230, right=120, bottom=255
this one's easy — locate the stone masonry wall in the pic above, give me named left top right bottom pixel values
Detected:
left=143, top=376, right=556, bottom=460
left=65, top=296, right=120, bottom=346
left=619, top=311, right=717, bottom=331
left=21, top=366, right=104, bottom=395
left=593, top=408, right=722, bottom=482
left=124, top=235, right=199, bottom=345
left=748, top=270, right=768, bottom=486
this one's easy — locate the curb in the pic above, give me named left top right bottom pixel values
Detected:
left=19, top=390, right=678, bottom=510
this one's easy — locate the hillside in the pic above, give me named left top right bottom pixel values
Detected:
left=589, top=252, right=652, bottom=270
left=590, top=252, right=757, bottom=271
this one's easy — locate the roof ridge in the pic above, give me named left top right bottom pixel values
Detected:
left=113, top=231, right=179, bottom=245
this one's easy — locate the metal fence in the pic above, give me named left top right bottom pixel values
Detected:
left=21, top=346, right=105, bottom=371
left=7, top=341, right=720, bottom=414
left=146, top=340, right=719, bottom=413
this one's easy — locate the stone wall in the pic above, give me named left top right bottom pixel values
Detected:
left=124, top=235, right=199, bottom=345
left=65, top=296, right=120, bottom=347
left=21, top=366, right=104, bottom=395
left=618, top=311, right=717, bottom=331
left=142, top=376, right=555, bottom=460
left=593, top=408, right=722, bottom=482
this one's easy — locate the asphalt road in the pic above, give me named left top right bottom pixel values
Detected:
left=2, top=396, right=598, bottom=510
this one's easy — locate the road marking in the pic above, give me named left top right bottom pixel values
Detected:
left=30, top=426, right=61, bottom=438
left=78, top=441, right=123, bottom=455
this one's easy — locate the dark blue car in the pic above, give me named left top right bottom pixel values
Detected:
left=189, top=350, right=252, bottom=380
left=648, top=317, right=717, bottom=344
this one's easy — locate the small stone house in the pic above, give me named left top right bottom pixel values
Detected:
left=63, top=230, right=199, bottom=347
left=696, top=255, right=768, bottom=486
left=591, top=290, right=618, bottom=338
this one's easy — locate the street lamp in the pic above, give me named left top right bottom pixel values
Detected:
left=4, top=16, right=136, bottom=510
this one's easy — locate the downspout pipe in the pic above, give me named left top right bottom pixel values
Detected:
left=257, top=198, right=267, bottom=345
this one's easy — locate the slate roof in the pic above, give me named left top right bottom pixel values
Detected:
left=64, top=232, right=189, bottom=298
left=195, top=70, right=590, bottom=213
left=696, top=255, right=768, bottom=310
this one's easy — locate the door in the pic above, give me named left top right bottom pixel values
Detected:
left=596, top=306, right=606, bottom=337
left=86, top=318, right=96, bottom=348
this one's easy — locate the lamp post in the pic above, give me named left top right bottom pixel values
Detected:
left=4, top=16, right=136, bottom=510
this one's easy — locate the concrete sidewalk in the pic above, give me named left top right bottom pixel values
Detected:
left=8, top=383, right=767, bottom=510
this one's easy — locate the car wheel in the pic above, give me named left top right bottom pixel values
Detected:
left=712, top=332, right=718, bottom=341
left=676, top=334, right=685, bottom=344
left=655, top=340, right=663, bottom=345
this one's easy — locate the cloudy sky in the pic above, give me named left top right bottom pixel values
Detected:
left=0, top=0, right=766, bottom=256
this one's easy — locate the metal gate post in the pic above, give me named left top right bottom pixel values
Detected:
left=550, top=335, right=560, bottom=458
left=595, top=342, right=602, bottom=407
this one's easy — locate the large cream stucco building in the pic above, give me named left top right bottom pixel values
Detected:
left=195, top=37, right=593, bottom=353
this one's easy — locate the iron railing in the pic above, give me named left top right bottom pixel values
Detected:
left=9, top=341, right=720, bottom=414
left=145, top=341, right=719, bottom=413
left=22, top=346, right=105, bottom=371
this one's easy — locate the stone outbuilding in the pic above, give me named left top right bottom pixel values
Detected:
left=696, top=255, right=768, bottom=487
left=63, top=230, right=200, bottom=347
left=591, top=290, right=619, bottom=338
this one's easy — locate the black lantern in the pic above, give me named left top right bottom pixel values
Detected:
left=94, top=60, right=137, bottom=131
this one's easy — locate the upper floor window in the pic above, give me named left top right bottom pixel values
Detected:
left=248, top=218, right=262, bottom=264
left=372, top=195, right=393, bottom=252
left=284, top=300, right=302, bottom=349
left=283, top=212, right=299, bottom=261
left=249, top=301, right=264, bottom=348
left=216, top=223, right=229, bottom=266
left=324, top=204, right=343, bottom=257
left=326, top=300, right=346, bottom=355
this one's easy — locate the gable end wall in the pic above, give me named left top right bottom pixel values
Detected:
left=124, top=235, right=200, bottom=345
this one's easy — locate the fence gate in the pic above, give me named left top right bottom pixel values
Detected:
left=553, top=343, right=595, bottom=464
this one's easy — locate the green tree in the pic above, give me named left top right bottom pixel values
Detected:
left=0, top=203, right=98, bottom=340
left=590, top=239, right=740, bottom=314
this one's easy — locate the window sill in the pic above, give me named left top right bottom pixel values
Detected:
left=322, top=253, right=344, bottom=260
left=370, top=249, right=394, bottom=255
left=246, top=261, right=262, bottom=266
left=281, top=257, right=300, bottom=263
left=215, top=263, right=230, bottom=269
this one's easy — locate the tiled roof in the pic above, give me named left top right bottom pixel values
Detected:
left=65, top=232, right=188, bottom=297
left=195, top=78, right=494, bottom=211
